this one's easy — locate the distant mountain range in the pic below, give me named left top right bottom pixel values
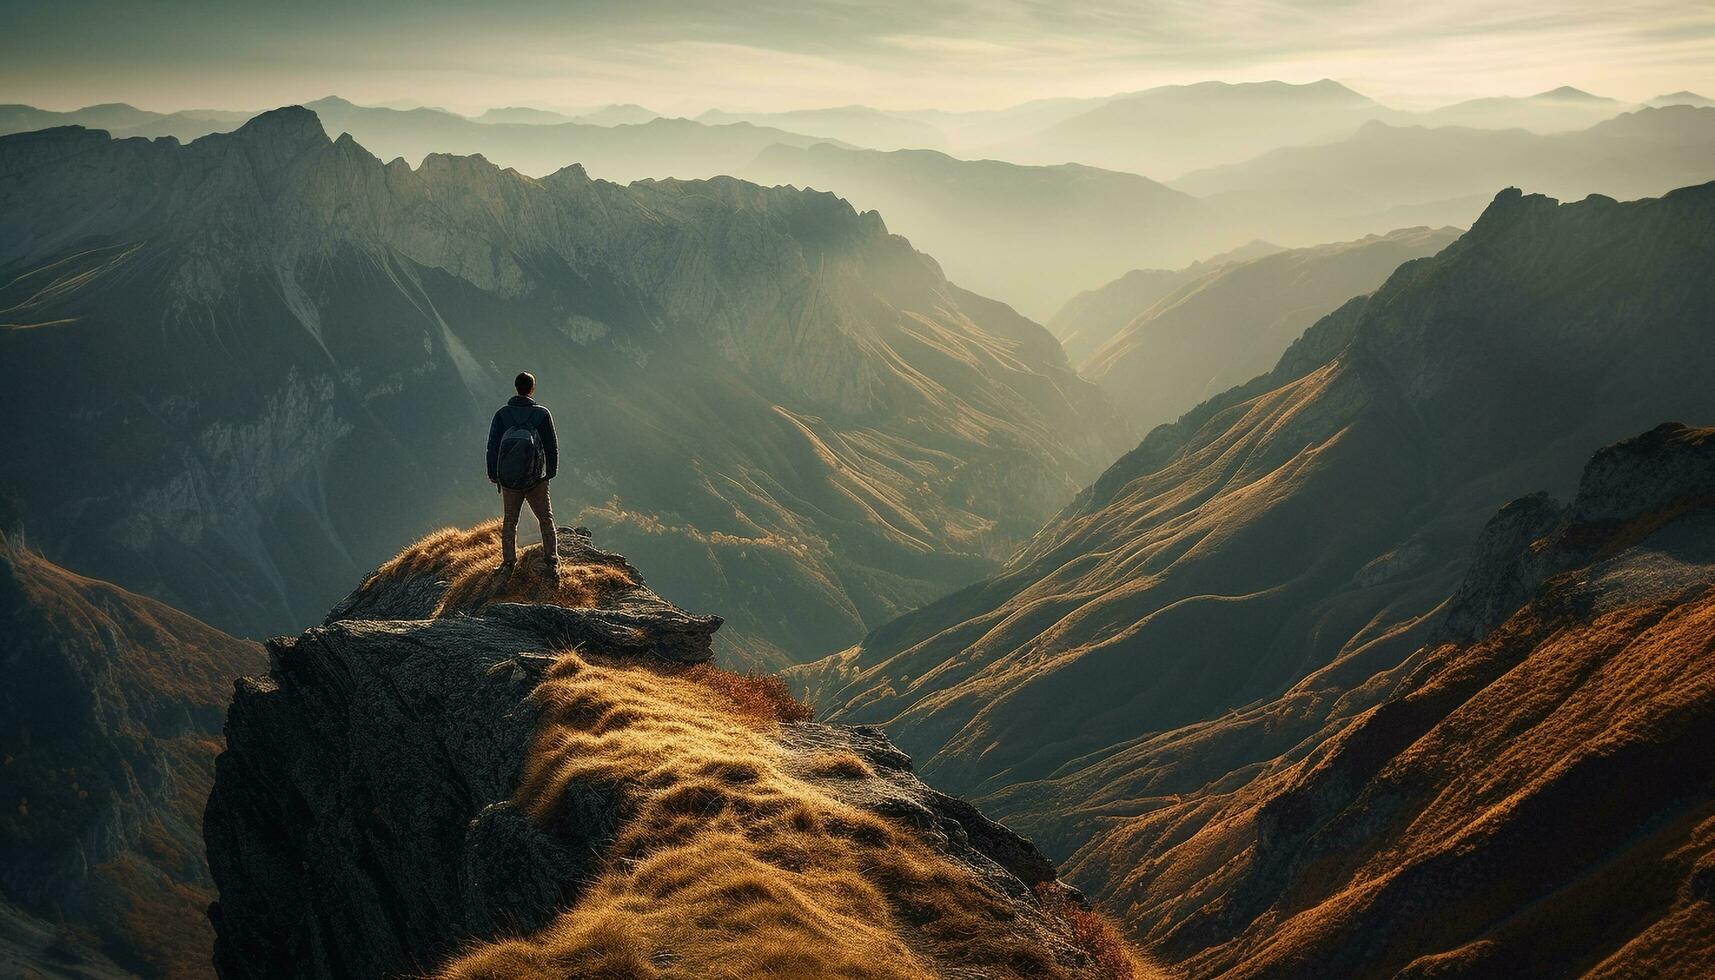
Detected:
left=700, top=105, right=947, bottom=151
left=1048, top=240, right=1287, bottom=367
left=1070, top=226, right=1462, bottom=428
left=1175, top=105, right=1715, bottom=242
left=0, top=109, right=1124, bottom=669
left=743, top=143, right=1230, bottom=320
left=298, top=96, right=836, bottom=180
left=8, top=88, right=1711, bottom=317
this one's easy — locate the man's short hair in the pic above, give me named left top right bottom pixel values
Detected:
left=514, top=372, right=535, bottom=396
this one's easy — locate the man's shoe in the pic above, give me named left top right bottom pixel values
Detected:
left=495, top=560, right=515, bottom=577
left=544, top=563, right=561, bottom=585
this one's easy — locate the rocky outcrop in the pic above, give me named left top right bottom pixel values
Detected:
left=206, top=527, right=1135, bottom=979
left=1442, top=422, right=1715, bottom=641
left=0, top=538, right=265, bottom=979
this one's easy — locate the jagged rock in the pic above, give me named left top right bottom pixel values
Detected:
left=1442, top=422, right=1715, bottom=640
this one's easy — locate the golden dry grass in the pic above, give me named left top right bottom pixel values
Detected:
left=361, top=521, right=637, bottom=616
left=439, top=651, right=1102, bottom=980
left=1032, top=883, right=1148, bottom=980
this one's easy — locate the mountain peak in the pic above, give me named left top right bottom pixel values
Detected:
left=1534, top=85, right=1605, bottom=101
left=233, top=104, right=331, bottom=147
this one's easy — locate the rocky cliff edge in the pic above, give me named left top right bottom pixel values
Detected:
left=204, top=524, right=1143, bottom=979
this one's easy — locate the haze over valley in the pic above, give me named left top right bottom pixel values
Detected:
left=4, top=3, right=1715, bottom=977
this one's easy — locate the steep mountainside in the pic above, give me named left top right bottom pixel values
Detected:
left=0, top=539, right=264, bottom=979
left=745, top=143, right=1229, bottom=319
left=0, top=108, right=1124, bottom=669
left=1047, top=241, right=1285, bottom=367
left=1072, top=423, right=1715, bottom=977
left=1175, top=107, right=1715, bottom=242
left=205, top=524, right=1148, bottom=979
left=1083, top=227, right=1461, bottom=428
left=795, top=182, right=1715, bottom=832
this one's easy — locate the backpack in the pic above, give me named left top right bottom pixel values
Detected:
left=495, top=406, right=545, bottom=491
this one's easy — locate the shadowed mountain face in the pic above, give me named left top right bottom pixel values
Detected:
left=1175, top=106, right=1715, bottom=243
left=1071, top=423, right=1715, bottom=978
left=1080, top=226, right=1462, bottom=429
left=0, top=539, right=264, bottom=979
left=744, top=143, right=1226, bottom=320
left=0, top=108, right=1124, bottom=669
left=797, top=182, right=1715, bottom=825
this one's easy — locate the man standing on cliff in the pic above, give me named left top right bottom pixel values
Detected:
left=487, top=372, right=560, bottom=581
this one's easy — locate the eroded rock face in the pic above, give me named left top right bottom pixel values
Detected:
left=205, top=528, right=1101, bottom=979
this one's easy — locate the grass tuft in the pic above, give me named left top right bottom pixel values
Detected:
left=439, top=651, right=1108, bottom=979
left=359, top=520, right=637, bottom=616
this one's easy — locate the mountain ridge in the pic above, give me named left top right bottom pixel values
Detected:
left=0, top=107, right=1125, bottom=669
left=796, top=180, right=1715, bottom=818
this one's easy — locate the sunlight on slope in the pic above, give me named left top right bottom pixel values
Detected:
left=440, top=649, right=1148, bottom=979
left=356, top=520, right=637, bottom=616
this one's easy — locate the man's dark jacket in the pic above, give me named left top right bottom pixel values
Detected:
left=486, top=395, right=559, bottom=484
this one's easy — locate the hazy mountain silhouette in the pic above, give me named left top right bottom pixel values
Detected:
left=473, top=105, right=581, bottom=125
left=301, top=96, right=836, bottom=180
left=1047, top=240, right=1286, bottom=368
left=570, top=103, right=660, bottom=126
left=700, top=105, right=946, bottom=150
left=0, top=102, right=251, bottom=142
left=0, top=108, right=1124, bottom=669
left=1026, top=79, right=1385, bottom=178
left=1648, top=90, right=1715, bottom=108
left=1175, top=106, right=1715, bottom=242
left=1080, top=226, right=1462, bottom=428
left=1416, top=85, right=1630, bottom=131
left=794, top=182, right=1715, bottom=831
left=745, top=142, right=1230, bottom=319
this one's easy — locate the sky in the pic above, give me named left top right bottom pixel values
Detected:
left=3, top=0, right=1713, bottom=115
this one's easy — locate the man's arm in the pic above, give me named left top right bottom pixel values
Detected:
left=539, top=408, right=559, bottom=479
left=485, top=410, right=503, bottom=481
